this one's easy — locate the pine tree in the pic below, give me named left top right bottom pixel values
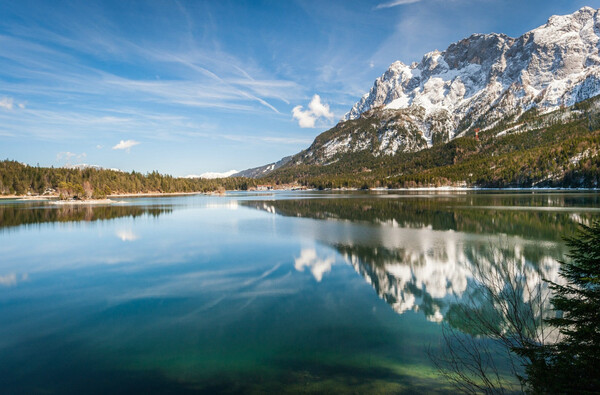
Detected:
left=524, top=221, right=600, bottom=393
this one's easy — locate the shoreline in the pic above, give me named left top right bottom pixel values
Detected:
left=368, top=186, right=600, bottom=192
left=2, top=187, right=600, bottom=201
left=50, top=199, right=126, bottom=205
left=0, top=191, right=206, bottom=200
left=107, top=191, right=205, bottom=198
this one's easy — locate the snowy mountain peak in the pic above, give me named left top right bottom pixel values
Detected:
left=343, top=6, right=600, bottom=146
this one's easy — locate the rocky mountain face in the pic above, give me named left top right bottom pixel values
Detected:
left=270, top=7, right=600, bottom=169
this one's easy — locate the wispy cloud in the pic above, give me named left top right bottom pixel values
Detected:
left=292, top=94, right=334, bottom=128
left=220, top=134, right=312, bottom=145
left=0, top=19, right=303, bottom=143
left=56, top=151, right=86, bottom=163
left=0, top=96, right=24, bottom=111
left=0, top=97, right=14, bottom=110
left=375, top=0, right=422, bottom=9
left=112, top=139, right=140, bottom=151
left=259, top=136, right=313, bottom=144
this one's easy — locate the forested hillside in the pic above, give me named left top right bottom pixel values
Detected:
left=263, top=96, right=600, bottom=189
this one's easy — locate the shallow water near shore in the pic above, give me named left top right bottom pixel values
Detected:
left=1, top=190, right=599, bottom=393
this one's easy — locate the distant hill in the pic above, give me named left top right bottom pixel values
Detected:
left=233, top=155, right=292, bottom=178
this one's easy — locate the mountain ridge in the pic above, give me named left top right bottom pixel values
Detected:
left=233, top=155, right=292, bottom=178
left=345, top=6, right=600, bottom=125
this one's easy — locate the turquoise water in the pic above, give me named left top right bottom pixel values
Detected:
left=1, top=191, right=598, bottom=393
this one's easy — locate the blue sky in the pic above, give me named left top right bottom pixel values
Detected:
left=1, top=0, right=600, bottom=176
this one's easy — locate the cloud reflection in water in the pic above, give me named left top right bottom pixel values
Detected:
left=0, top=272, right=28, bottom=287
left=116, top=229, right=139, bottom=242
left=294, top=248, right=336, bottom=282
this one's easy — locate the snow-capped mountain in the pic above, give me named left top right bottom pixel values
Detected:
left=285, top=6, right=600, bottom=166
left=347, top=6, right=600, bottom=135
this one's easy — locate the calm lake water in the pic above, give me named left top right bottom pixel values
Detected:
left=1, top=191, right=599, bottom=394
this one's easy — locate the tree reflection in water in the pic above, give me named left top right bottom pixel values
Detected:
left=0, top=203, right=171, bottom=231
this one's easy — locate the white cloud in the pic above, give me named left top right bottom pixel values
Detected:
left=292, top=94, right=334, bottom=128
left=308, top=95, right=333, bottom=118
left=112, top=139, right=140, bottom=151
left=376, top=0, right=422, bottom=9
left=292, top=106, right=315, bottom=128
left=96, top=144, right=103, bottom=149
left=294, top=248, right=336, bottom=282
left=0, top=97, right=27, bottom=110
left=0, top=97, right=14, bottom=110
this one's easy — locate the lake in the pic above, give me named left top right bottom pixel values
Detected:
left=1, top=191, right=599, bottom=394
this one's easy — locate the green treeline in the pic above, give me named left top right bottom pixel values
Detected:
left=0, top=161, right=257, bottom=196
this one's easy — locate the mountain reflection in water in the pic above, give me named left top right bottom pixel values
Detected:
left=244, top=194, right=598, bottom=324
